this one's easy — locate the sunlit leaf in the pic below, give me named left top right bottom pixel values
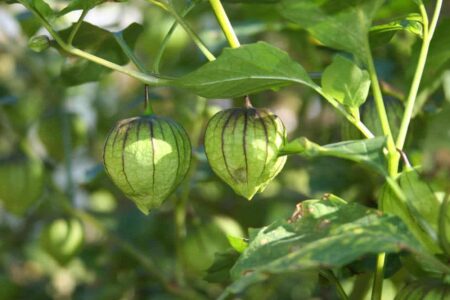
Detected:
left=322, top=55, right=371, bottom=109
left=175, top=42, right=317, bottom=98
left=278, top=0, right=384, bottom=62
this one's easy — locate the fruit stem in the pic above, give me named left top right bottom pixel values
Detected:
left=144, top=85, right=154, bottom=115
left=244, top=95, right=254, bottom=108
left=209, top=0, right=241, bottom=48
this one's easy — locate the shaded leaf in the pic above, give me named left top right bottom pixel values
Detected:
left=204, top=249, right=240, bottom=283
left=321, top=55, right=371, bottom=109
left=281, top=137, right=387, bottom=174
left=57, top=22, right=143, bottom=85
left=278, top=0, right=384, bottom=62
left=229, top=201, right=434, bottom=281
left=380, top=172, right=441, bottom=254
left=175, top=42, right=317, bottom=98
left=400, top=169, right=440, bottom=234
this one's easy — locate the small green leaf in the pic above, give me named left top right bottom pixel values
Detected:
left=278, top=0, right=384, bottom=63
left=175, top=42, right=317, bottom=98
left=281, top=137, right=387, bottom=175
left=369, top=14, right=423, bottom=45
left=226, top=235, right=248, bottom=253
left=321, top=55, right=371, bottom=108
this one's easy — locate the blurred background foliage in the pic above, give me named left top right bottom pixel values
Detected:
left=0, top=0, right=449, bottom=299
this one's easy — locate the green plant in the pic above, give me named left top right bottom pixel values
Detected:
left=1, top=0, right=449, bottom=299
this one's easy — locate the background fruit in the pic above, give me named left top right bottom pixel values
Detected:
left=0, top=155, right=45, bottom=215
left=103, top=115, right=191, bottom=214
left=40, top=218, right=84, bottom=265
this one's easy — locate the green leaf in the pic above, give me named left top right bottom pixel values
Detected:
left=175, top=42, right=317, bottom=98
left=226, top=235, right=248, bottom=253
left=278, top=0, right=384, bottom=62
left=204, top=249, right=240, bottom=283
left=321, top=55, right=371, bottom=109
left=281, top=137, right=387, bottom=174
left=380, top=171, right=441, bottom=254
left=369, top=13, right=423, bottom=45
left=57, top=22, right=142, bottom=86
left=399, top=169, right=440, bottom=236
left=19, top=0, right=56, bottom=22
left=229, top=201, right=439, bottom=281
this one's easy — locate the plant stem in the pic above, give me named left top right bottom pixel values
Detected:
left=209, top=0, right=240, bottom=48
left=61, top=108, right=75, bottom=203
left=146, top=0, right=215, bottom=61
left=320, top=270, right=349, bottom=300
left=366, top=49, right=398, bottom=176
left=67, top=8, right=88, bottom=45
left=371, top=253, right=386, bottom=300
left=438, top=194, right=450, bottom=257
left=395, top=0, right=443, bottom=151
left=18, top=0, right=168, bottom=86
left=153, top=3, right=196, bottom=73
left=114, top=33, right=148, bottom=73
left=165, top=6, right=216, bottom=61
left=315, top=87, right=375, bottom=139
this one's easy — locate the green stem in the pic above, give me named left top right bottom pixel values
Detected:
left=153, top=3, right=196, bottom=73
left=144, top=85, right=154, bottom=115
left=166, top=6, right=216, bottom=61
left=209, top=0, right=241, bottom=48
left=320, top=270, right=349, bottom=300
left=147, top=0, right=215, bottom=61
left=18, top=0, right=168, bottom=86
left=366, top=49, right=398, bottom=177
left=61, top=108, right=75, bottom=203
left=67, top=8, right=88, bottom=45
left=114, top=33, right=148, bottom=73
left=371, top=253, right=386, bottom=300
left=315, top=87, right=375, bottom=139
left=395, top=0, right=443, bottom=151
left=439, top=194, right=450, bottom=257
